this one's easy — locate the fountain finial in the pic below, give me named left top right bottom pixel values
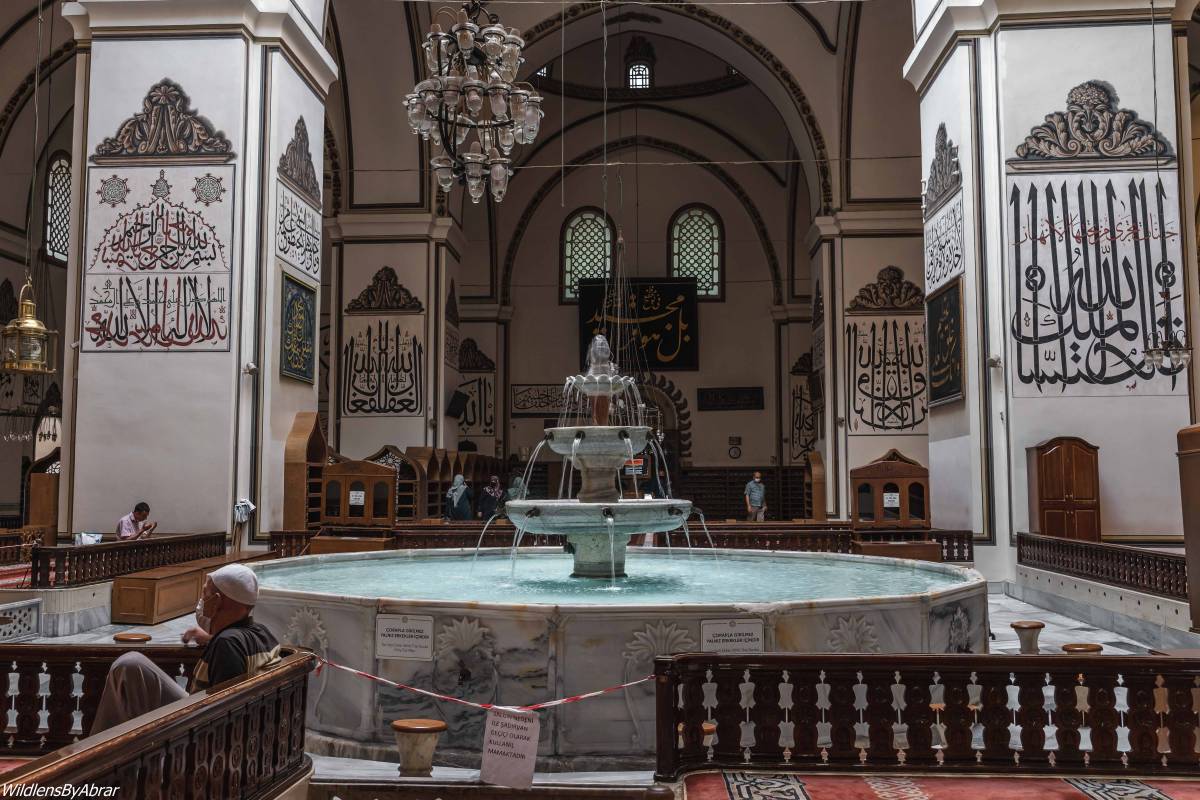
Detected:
left=586, top=334, right=618, bottom=377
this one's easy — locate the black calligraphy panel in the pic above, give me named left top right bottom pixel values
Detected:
left=83, top=165, right=234, bottom=352
left=280, top=274, right=316, bottom=383
left=458, top=375, right=495, bottom=436
left=577, top=278, right=699, bottom=371
left=845, top=317, right=928, bottom=434
left=1008, top=172, right=1187, bottom=396
left=511, top=384, right=567, bottom=418
left=696, top=387, right=764, bottom=411
left=341, top=319, right=424, bottom=416
left=926, top=278, right=964, bottom=406
left=789, top=378, right=819, bottom=463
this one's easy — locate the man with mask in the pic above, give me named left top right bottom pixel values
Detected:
left=90, top=563, right=281, bottom=734
left=744, top=471, right=767, bottom=522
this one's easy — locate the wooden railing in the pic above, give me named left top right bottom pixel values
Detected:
left=1017, top=532, right=1187, bottom=600
left=30, top=532, right=227, bottom=588
left=0, top=530, right=24, bottom=565
left=858, top=529, right=974, bottom=562
left=655, top=652, right=1200, bottom=780
left=662, top=527, right=852, bottom=554
left=269, top=529, right=315, bottom=558
left=4, top=645, right=315, bottom=798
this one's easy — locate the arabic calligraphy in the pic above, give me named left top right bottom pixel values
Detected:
left=1008, top=172, right=1187, bottom=396
left=925, top=193, right=964, bottom=292
left=83, top=275, right=228, bottom=349
left=91, top=197, right=223, bottom=272
left=577, top=279, right=699, bottom=371
left=458, top=375, right=495, bottom=436
left=789, top=378, right=819, bottom=462
left=927, top=279, right=964, bottom=406
left=511, top=384, right=567, bottom=417
left=275, top=181, right=321, bottom=279
left=341, top=320, right=424, bottom=416
left=846, top=318, right=928, bottom=433
left=281, top=275, right=316, bottom=383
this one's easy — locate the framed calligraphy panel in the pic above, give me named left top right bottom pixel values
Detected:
left=511, top=384, right=567, bottom=418
left=341, top=318, right=425, bottom=416
left=924, top=192, right=965, bottom=293
left=788, top=377, right=819, bottom=463
left=280, top=274, right=316, bottom=383
left=1007, top=171, right=1187, bottom=397
left=697, top=387, right=764, bottom=411
left=844, top=317, right=929, bottom=434
left=83, top=165, right=234, bottom=352
left=458, top=375, right=495, bottom=436
left=275, top=180, right=321, bottom=280
left=926, top=278, right=964, bottom=407
left=577, top=278, right=699, bottom=371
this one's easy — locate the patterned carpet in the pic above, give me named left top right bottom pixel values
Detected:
left=684, top=772, right=1200, bottom=799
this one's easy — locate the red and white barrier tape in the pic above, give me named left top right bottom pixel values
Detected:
left=315, top=656, right=651, bottom=712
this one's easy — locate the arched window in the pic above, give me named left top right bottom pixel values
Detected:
left=561, top=208, right=613, bottom=301
left=44, top=154, right=71, bottom=263
left=627, top=63, right=651, bottom=89
left=670, top=205, right=722, bottom=298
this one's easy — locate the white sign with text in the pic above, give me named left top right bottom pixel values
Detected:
left=375, top=614, right=434, bottom=660
left=701, top=619, right=765, bottom=654
left=480, top=707, right=540, bottom=789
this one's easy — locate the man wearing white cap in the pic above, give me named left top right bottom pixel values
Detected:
left=90, top=563, right=281, bottom=734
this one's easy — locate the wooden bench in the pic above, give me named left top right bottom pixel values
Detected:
left=112, top=551, right=275, bottom=625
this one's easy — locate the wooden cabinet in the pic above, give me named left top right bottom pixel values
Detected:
left=849, top=449, right=931, bottom=531
left=1034, top=437, right=1100, bottom=541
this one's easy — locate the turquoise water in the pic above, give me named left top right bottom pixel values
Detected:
left=256, top=551, right=972, bottom=605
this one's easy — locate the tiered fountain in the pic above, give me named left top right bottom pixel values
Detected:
left=504, top=334, right=690, bottom=579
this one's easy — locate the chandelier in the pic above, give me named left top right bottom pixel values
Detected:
left=1146, top=262, right=1192, bottom=371
left=405, top=0, right=543, bottom=204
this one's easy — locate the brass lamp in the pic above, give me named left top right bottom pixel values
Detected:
left=0, top=279, right=56, bottom=375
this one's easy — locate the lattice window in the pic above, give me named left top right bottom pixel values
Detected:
left=670, top=206, right=721, bottom=297
left=627, top=63, right=651, bottom=89
left=562, top=209, right=613, bottom=301
left=44, top=154, right=71, bottom=263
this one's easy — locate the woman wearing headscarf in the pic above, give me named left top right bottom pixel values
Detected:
left=477, top=475, right=504, bottom=519
left=502, top=476, right=524, bottom=515
left=445, top=474, right=473, bottom=520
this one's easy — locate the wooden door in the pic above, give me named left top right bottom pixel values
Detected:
left=1036, top=437, right=1100, bottom=541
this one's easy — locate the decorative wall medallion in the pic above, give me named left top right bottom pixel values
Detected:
left=341, top=320, right=424, bottom=416
left=1014, top=81, right=1171, bottom=161
left=280, top=275, right=317, bottom=383
left=93, top=79, right=234, bottom=161
left=191, top=173, right=226, bottom=206
left=344, top=267, right=423, bottom=314
left=924, top=123, right=962, bottom=217
left=96, top=174, right=130, bottom=207
left=846, top=266, right=924, bottom=313
left=278, top=117, right=322, bottom=207
left=458, top=338, right=495, bottom=372
left=826, top=614, right=880, bottom=653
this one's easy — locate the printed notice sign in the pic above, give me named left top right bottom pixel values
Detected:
left=883, top=492, right=900, bottom=509
left=701, top=618, right=764, bottom=654
left=480, top=707, right=540, bottom=789
left=375, top=614, right=434, bottom=660
left=349, top=490, right=366, bottom=505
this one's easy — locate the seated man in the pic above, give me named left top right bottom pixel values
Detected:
left=90, top=563, right=281, bottom=734
left=116, top=501, right=158, bottom=540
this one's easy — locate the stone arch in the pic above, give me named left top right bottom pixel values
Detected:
left=501, top=135, right=783, bottom=304
left=641, top=374, right=692, bottom=462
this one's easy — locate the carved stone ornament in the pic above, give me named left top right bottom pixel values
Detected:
left=1014, top=81, right=1171, bottom=161
left=789, top=353, right=812, bottom=376
left=827, top=614, right=880, bottom=654
left=846, top=266, right=924, bottom=313
left=278, top=117, right=322, bottom=207
left=458, top=338, right=496, bottom=372
left=924, top=123, right=961, bottom=214
left=93, top=79, right=234, bottom=161
left=446, top=280, right=460, bottom=328
left=344, top=266, right=424, bottom=314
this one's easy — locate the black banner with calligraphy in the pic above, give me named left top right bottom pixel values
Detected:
left=577, top=278, right=699, bottom=371
left=927, top=278, right=964, bottom=406
left=697, top=387, right=764, bottom=411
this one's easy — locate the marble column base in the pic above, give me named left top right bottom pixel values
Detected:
left=565, top=532, right=631, bottom=578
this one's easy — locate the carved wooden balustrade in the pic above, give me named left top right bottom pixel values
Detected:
left=656, top=652, right=1200, bottom=780
left=1017, top=532, right=1187, bottom=600
left=0, top=531, right=24, bottom=565
left=857, top=529, right=975, bottom=562
left=2, top=645, right=315, bottom=799
left=30, top=532, right=227, bottom=588
left=662, top=527, right=852, bottom=554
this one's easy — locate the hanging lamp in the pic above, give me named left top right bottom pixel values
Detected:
left=1, top=279, right=56, bottom=375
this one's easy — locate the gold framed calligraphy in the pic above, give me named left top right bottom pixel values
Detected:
left=926, top=278, right=964, bottom=407
left=280, top=274, right=316, bottom=383
left=340, top=318, right=425, bottom=416
left=511, top=384, right=567, bottom=418
left=458, top=375, right=495, bottom=436
left=577, top=278, right=699, bottom=371
left=83, top=165, right=234, bottom=352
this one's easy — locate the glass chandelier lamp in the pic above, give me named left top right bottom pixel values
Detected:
left=406, top=0, right=543, bottom=204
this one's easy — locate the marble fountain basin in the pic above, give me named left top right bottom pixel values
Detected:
left=503, top=498, right=691, bottom=536
left=251, top=548, right=986, bottom=768
left=544, top=425, right=650, bottom=461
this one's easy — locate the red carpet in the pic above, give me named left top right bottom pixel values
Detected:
left=0, top=564, right=32, bottom=588
left=684, top=772, right=1200, bottom=799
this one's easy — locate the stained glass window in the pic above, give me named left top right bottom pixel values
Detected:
left=670, top=206, right=721, bottom=297
left=628, top=63, right=651, bottom=89
left=45, top=154, right=71, bottom=263
left=562, top=208, right=612, bottom=301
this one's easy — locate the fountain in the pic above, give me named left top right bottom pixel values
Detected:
left=503, top=334, right=691, bottom=579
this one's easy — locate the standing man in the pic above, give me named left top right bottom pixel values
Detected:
left=744, top=472, right=767, bottom=522
left=116, top=501, right=158, bottom=540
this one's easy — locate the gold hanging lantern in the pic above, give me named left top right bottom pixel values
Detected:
left=0, top=279, right=56, bottom=375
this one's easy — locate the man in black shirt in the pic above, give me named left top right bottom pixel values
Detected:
left=91, top=563, right=281, bottom=734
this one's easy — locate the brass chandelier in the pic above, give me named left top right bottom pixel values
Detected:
left=405, top=0, right=543, bottom=203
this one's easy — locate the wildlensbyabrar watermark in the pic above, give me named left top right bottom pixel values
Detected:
left=1, top=785, right=117, bottom=798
